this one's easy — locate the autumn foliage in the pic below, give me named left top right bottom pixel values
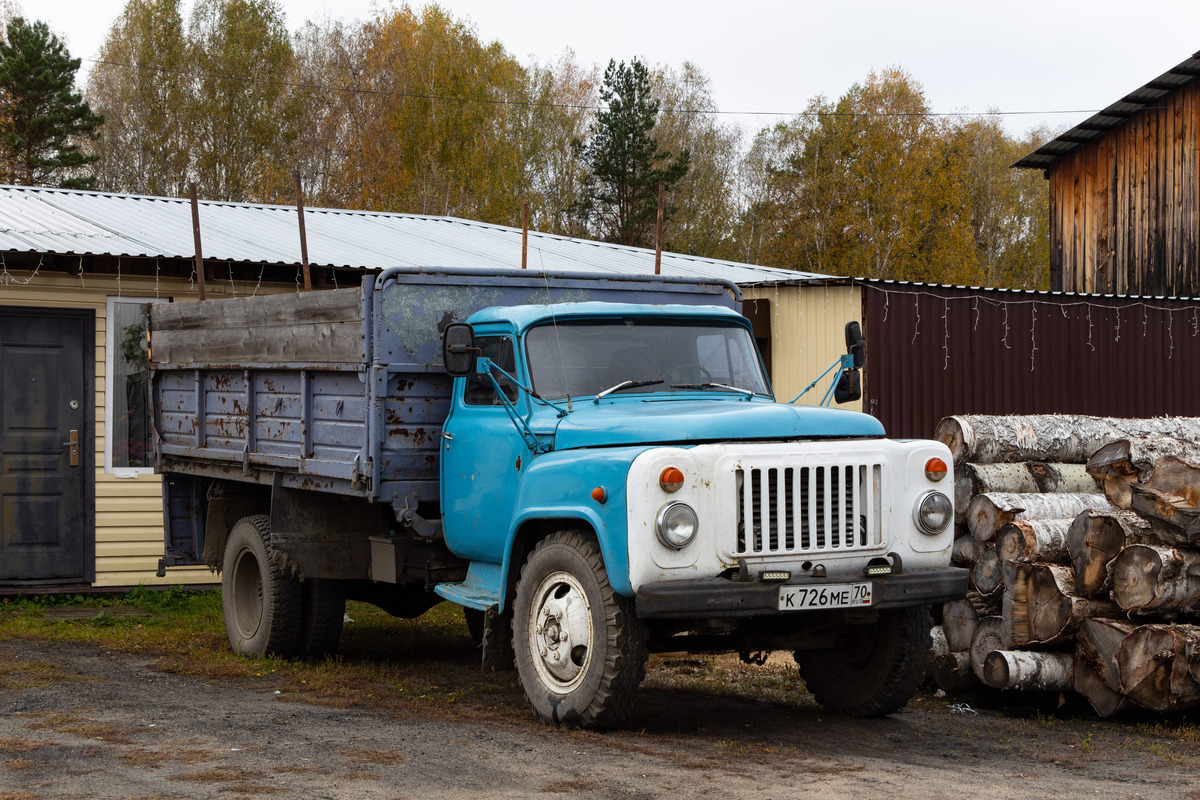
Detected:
left=64, top=2, right=1053, bottom=288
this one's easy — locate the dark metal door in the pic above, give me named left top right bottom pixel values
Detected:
left=0, top=307, right=94, bottom=583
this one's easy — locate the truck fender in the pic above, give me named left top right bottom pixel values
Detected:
left=496, top=448, right=644, bottom=611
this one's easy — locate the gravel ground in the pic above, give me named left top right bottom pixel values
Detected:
left=2, top=637, right=1199, bottom=800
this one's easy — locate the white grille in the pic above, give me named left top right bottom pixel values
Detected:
left=735, top=463, right=883, bottom=556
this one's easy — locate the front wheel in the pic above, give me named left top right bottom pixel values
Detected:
left=512, top=531, right=648, bottom=730
left=795, top=605, right=932, bottom=717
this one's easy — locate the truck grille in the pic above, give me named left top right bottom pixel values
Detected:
left=735, top=463, right=883, bottom=556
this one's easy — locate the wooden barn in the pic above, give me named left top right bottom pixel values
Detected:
left=1014, top=50, right=1200, bottom=297
left=0, top=185, right=859, bottom=594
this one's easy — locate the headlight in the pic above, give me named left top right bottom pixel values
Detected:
left=913, top=491, right=952, bottom=535
left=655, top=502, right=698, bottom=549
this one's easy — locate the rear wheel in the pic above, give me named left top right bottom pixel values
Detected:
left=297, top=578, right=345, bottom=659
left=512, top=531, right=648, bottom=729
left=795, top=605, right=932, bottom=717
left=222, top=515, right=301, bottom=657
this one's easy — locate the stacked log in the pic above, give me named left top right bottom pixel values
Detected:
left=932, top=414, right=1200, bottom=716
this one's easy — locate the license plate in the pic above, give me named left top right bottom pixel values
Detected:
left=778, top=582, right=872, bottom=611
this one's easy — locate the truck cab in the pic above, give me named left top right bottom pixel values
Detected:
left=435, top=301, right=966, bottom=728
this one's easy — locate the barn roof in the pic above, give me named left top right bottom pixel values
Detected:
left=0, top=184, right=823, bottom=287
left=1013, top=50, right=1200, bottom=170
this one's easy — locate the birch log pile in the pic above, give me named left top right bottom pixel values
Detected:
left=935, top=415, right=1200, bottom=465
left=935, top=413, right=1200, bottom=716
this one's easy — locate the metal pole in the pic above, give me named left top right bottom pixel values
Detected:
left=294, top=170, right=312, bottom=291
left=521, top=201, right=529, bottom=270
left=654, top=183, right=664, bottom=275
left=189, top=182, right=206, bottom=301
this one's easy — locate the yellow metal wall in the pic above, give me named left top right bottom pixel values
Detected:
left=743, top=283, right=863, bottom=411
left=0, top=269, right=287, bottom=589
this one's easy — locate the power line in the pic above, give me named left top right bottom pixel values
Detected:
left=82, top=56, right=1120, bottom=122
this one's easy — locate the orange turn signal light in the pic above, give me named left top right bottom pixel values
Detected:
left=925, top=457, right=949, bottom=482
left=659, top=467, right=685, bottom=493
left=591, top=486, right=608, bottom=503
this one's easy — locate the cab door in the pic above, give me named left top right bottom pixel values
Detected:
left=439, top=332, right=529, bottom=562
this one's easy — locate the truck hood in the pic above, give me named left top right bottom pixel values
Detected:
left=549, top=398, right=886, bottom=450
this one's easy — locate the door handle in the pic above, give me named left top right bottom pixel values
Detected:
left=63, top=429, right=79, bottom=467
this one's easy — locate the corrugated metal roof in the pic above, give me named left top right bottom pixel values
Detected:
left=1013, top=50, right=1200, bottom=170
left=0, top=185, right=825, bottom=287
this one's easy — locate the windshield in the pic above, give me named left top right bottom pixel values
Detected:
left=525, top=318, right=771, bottom=400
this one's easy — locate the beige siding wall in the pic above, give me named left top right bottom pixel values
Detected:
left=0, top=269, right=290, bottom=588
left=743, top=283, right=863, bottom=411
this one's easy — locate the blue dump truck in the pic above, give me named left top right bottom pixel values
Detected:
left=151, top=267, right=967, bottom=729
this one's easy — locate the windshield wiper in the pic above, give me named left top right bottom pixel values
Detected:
left=669, top=382, right=757, bottom=397
left=594, top=379, right=664, bottom=400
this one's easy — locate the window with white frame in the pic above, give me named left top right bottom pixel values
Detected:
left=106, top=297, right=163, bottom=474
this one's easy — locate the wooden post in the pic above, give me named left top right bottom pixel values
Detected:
left=294, top=170, right=312, bottom=292
left=189, top=182, right=206, bottom=301
left=521, top=201, right=529, bottom=270
left=654, top=182, right=664, bottom=275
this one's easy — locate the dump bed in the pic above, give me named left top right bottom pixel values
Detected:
left=150, top=267, right=738, bottom=511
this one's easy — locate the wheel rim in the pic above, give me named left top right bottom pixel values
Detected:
left=528, top=570, right=594, bottom=692
left=230, top=546, right=264, bottom=641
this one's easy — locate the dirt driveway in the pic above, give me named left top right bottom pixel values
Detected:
left=3, top=635, right=1199, bottom=800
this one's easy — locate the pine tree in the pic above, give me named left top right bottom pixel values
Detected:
left=575, top=58, right=689, bottom=247
left=0, top=17, right=104, bottom=188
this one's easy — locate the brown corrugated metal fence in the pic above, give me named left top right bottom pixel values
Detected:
left=860, top=281, right=1200, bottom=439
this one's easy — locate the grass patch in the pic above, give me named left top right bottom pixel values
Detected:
left=0, top=650, right=101, bottom=690
left=643, top=651, right=811, bottom=706
left=19, top=711, right=155, bottom=745
left=338, top=747, right=405, bottom=765
left=168, top=766, right=284, bottom=795
left=0, top=738, right=57, bottom=754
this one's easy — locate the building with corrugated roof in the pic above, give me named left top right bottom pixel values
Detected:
left=0, top=185, right=860, bottom=591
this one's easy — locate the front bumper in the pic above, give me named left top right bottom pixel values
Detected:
left=635, top=567, right=969, bottom=619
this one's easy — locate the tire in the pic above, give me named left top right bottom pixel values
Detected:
left=222, top=515, right=302, bottom=658
left=512, top=531, right=648, bottom=730
left=297, top=578, right=346, bottom=659
left=795, top=605, right=933, bottom=718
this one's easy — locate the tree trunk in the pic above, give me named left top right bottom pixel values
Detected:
left=1074, top=618, right=1136, bottom=718
left=972, top=547, right=1004, bottom=595
left=1117, top=624, right=1200, bottom=712
left=995, top=518, right=1074, bottom=564
left=952, top=532, right=989, bottom=568
left=1028, top=564, right=1121, bottom=644
left=982, top=650, right=1074, bottom=691
left=1111, top=544, right=1200, bottom=614
left=1087, top=436, right=1200, bottom=509
left=1002, top=562, right=1033, bottom=647
left=1129, top=481, right=1200, bottom=544
left=933, top=651, right=978, bottom=693
left=1026, top=462, right=1101, bottom=495
left=928, top=625, right=948, bottom=685
left=968, top=492, right=1113, bottom=542
left=955, top=463, right=1039, bottom=521
left=969, top=616, right=1010, bottom=682
left=1066, top=509, right=1155, bottom=597
left=942, top=596, right=980, bottom=653
left=935, top=414, right=1200, bottom=465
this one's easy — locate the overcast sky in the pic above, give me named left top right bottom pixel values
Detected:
left=33, top=0, right=1200, bottom=142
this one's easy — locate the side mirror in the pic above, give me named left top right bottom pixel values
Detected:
left=845, top=321, right=865, bottom=368
left=442, top=323, right=478, bottom=377
left=834, top=368, right=862, bottom=404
